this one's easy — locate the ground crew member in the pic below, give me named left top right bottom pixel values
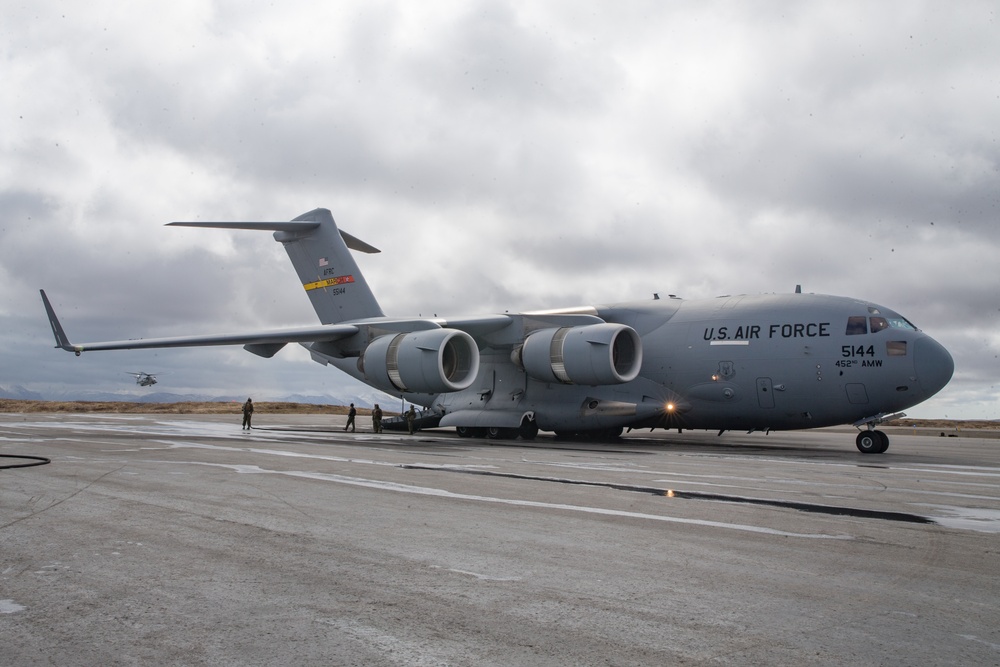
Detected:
left=242, top=398, right=254, bottom=430
left=345, top=403, right=357, bottom=432
left=372, top=404, right=383, bottom=433
left=406, top=405, right=416, bottom=435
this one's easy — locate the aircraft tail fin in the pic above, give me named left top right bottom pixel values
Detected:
left=169, top=208, right=384, bottom=324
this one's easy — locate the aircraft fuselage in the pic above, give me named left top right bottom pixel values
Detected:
left=382, top=292, right=953, bottom=436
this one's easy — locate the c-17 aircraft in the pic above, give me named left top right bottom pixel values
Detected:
left=41, top=208, right=954, bottom=453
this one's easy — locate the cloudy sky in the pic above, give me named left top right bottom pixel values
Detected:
left=2, top=1, right=997, bottom=418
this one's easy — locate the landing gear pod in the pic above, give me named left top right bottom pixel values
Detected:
left=515, top=323, right=642, bottom=385
left=362, top=329, right=480, bottom=394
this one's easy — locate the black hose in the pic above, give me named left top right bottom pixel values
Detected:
left=0, top=454, right=51, bottom=470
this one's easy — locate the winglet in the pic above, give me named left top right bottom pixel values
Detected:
left=39, top=290, right=77, bottom=353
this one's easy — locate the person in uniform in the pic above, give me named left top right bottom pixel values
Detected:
left=242, top=398, right=254, bottom=430
left=345, top=403, right=357, bottom=432
left=406, top=405, right=417, bottom=435
left=372, top=404, right=383, bottom=433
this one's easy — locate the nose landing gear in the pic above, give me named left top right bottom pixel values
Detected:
left=853, top=412, right=905, bottom=454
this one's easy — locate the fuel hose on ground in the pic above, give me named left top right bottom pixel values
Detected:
left=0, top=455, right=51, bottom=470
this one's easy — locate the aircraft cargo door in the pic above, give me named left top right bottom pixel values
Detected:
left=756, top=377, right=775, bottom=409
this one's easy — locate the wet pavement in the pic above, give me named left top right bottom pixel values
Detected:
left=2, top=413, right=999, bottom=665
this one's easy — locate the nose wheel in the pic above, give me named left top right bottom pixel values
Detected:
left=856, top=430, right=889, bottom=454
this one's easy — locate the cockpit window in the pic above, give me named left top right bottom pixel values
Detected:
left=846, top=316, right=868, bottom=335
left=849, top=315, right=917, bottom=335
left=887, top=317, right=917, bottom=331
left=887, top=341, right=907, bottom=356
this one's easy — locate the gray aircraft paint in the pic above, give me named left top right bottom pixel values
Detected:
left=41, top=208, right=954, bottom=453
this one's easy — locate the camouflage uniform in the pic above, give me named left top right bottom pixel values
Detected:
left=406, top=406, right=416, bottom=434
left=345, top=403, right=357, bottom=432
left=242, top=398, right=254, bottom=430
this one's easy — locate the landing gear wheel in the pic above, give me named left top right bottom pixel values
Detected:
left=456, top=426, right=472, bottom=438
left=875, top=429, right=890, bottom=453
left=518, top=421, right=539, bottom=441
left=856, top=430, right=888, bottom=454
left=487, top=426, right=517, bottom=440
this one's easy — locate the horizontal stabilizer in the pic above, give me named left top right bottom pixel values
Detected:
left=167, top=221, right=380, bottom=253
left=338, top=229, right=380, bottom=254
left=167, top=221, right=320, bottom=232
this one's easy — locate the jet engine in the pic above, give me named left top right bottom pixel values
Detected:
left=361, top=329, right=480, bottom=394
left=514, top=323, right=642, bottom=385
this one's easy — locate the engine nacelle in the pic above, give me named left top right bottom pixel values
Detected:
left=361, top=329, right=480, bottom=394
left=514, top=323, right=642, bottom=385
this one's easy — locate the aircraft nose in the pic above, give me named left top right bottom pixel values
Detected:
left=914, top=336, right=954, bottom=397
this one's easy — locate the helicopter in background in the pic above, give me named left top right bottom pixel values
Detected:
left=127, top=372, right=159, bottom=387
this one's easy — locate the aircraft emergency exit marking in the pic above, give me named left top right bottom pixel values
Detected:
left=704, top=322, right=831, bottom=341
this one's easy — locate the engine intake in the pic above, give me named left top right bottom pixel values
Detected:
left=515, top=323, right=642, bottom=385
left=361, top=329, right=479, bottom=394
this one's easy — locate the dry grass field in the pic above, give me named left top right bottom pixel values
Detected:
left=894, top=418, right=999, bottom=430
left=0, top=399, right=370, bottom=416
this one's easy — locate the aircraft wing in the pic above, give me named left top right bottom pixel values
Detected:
left=429, top=313, right=607, bottom=338
left=41, top=290, right=358, bottom=356
left=40, top=290, right=519, bottom=359
left=54, top=324, right=361, bottom=353
left=431, top=314, right=515, bottom=337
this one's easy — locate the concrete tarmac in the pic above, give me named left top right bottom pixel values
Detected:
left=2, top=413, right=999, bottom=665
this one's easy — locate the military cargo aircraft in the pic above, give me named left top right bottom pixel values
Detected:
left=41, top=208, right=954, bottom=453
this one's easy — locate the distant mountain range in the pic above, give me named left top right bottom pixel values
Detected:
left=0, top=385, right=397, bottom=410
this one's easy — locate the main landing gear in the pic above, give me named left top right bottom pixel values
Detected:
left=856, top=429, right=889, bottom=454
left=455, top=420, right=540, bottom=441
